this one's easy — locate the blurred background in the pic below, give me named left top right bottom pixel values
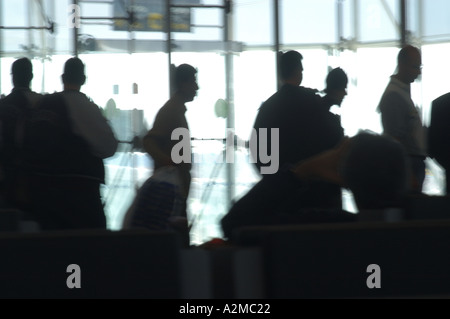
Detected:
left=1, top=0, right=449, bottom=244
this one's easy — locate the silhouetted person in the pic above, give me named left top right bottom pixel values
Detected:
left=428, top=92, right=450, bottom=194
left=377, top=45, right=427, bottom=194
left=318, top=67, right=349, bottom=146
left=0, top=57, right=42, bottom=209
left=221, top=132, right=408, bottom=240
left=321, top=67, right=348, bottom=115
left=142, top=63, right=199, bottom=244
left=29, top=57, right=118, bottom=230
left=251, top=50, right=344, bottom=210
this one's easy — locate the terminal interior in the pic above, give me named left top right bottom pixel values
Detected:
left=1, top=0, right=450, bottom=246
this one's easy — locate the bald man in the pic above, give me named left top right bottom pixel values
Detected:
left=377, top=45, right=427, bottom=194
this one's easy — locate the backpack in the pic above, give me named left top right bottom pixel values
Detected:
left=21, top=93, right=73, bottom=174
left=22, top=92, right=103, bottom=178
left=1, top=91, right=103, bottom=209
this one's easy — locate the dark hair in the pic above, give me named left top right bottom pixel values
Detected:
left=279, top=50, right=303, bottom=80
left=62, top=57, right=86, bottom=86
left=342, top=132, right=408, bottom=210
left=173, top=64, right=197, bottom=91
left=324, top=67, right=348, bottom=93
left=11, top=57, right=33, bottom=88
left=397, top=45, right=420, bottom=65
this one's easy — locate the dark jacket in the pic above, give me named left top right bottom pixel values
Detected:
left=251, top=84, right=344, bottom=209
left=252, top=84, right=343, bottom=170
left=429, top=92, right=450, bottom=168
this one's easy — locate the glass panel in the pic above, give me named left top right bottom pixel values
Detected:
left=1, top=29, right=28, bottom=55
left=407, top=0, right=420, bottom=40
left=422, top=43, right=450, bottom=123
left=77, top=52, right=170, bottom=230
left=342, top=0, right=355, bottom=41
left=1, top=0, right=47, bottom=55
left=75, top=1, right=169, bottom=230
left=233, top=50, right=277, bottom=201
left=2, top=58, right=50, bottom=95
left=281, top=0, right=336, bottom=45
left=420, top=43, right=450, bottom=195
left=3, top=0, right=450, bottom=241
left=171, top=1, right=224, bottom=43
left=422, top=0, right=450, bottom=41
left=2, top=0, right=27, bottom=27
left=168, top=2, right=236, bottom=244
left=233, top=0, right=273, bottom=46
left=43, top=0, right=71, bottom=55
left=299, top=49, right=329, bottom=91
left=358, top=0, right=399, bottom=43
left=234, top=50, right=276, bottom=140
left=170, top=53, right=229, bottom=244
left=344, top=47, right=398, bottom=136
left=1, top=57, right=16, bottom=95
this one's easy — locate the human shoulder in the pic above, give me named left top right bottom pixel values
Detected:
left=431, top=93, right=450, bottom=121
left=433, top=92, right=450, bottom=107
left=298, top=86, right=320, bottom=96
left=156, top=98, right=186, bottom=120
left=148, top=99, right=185, bottom=136
left=0, top=89, right=33, bottom=112
left=26, top=91, right=44, bottom=106
left=61, top=90, right=93, bottom=102
left=38, top=91, right=66, bottom=106
left=0, top=92, right=13, bottom=107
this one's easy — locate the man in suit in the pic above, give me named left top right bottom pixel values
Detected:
left=428, top=92, right=450, bottom=194
left=251, top=50, right=344, bottom=210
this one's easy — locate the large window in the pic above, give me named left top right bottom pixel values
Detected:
left=1, top=0, right=450, bottom=244
left=281, top=0, right=337, bottom=45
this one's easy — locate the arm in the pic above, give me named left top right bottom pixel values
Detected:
left=251, top=103, right=270, bottom=174
left=65, top=94, right=118, bottom=159
left=143, top=109, right=175, bottom=167
left=143, top=132, right=174, bottom=167
left=379, top=93, right=408, bottom=143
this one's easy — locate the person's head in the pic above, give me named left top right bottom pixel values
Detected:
left=279, top=50, right=303, bottom=86
left=173, top=63, right=199, bottom=102
left=324, top=67, right=348, bottom=107
left=341, top=132, right=408, bottom=210
left=62, top=57, right=86, bottom=89
left=396, top=45, right=422, bottom=84
left=11, top=57, right=33, bottom=88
